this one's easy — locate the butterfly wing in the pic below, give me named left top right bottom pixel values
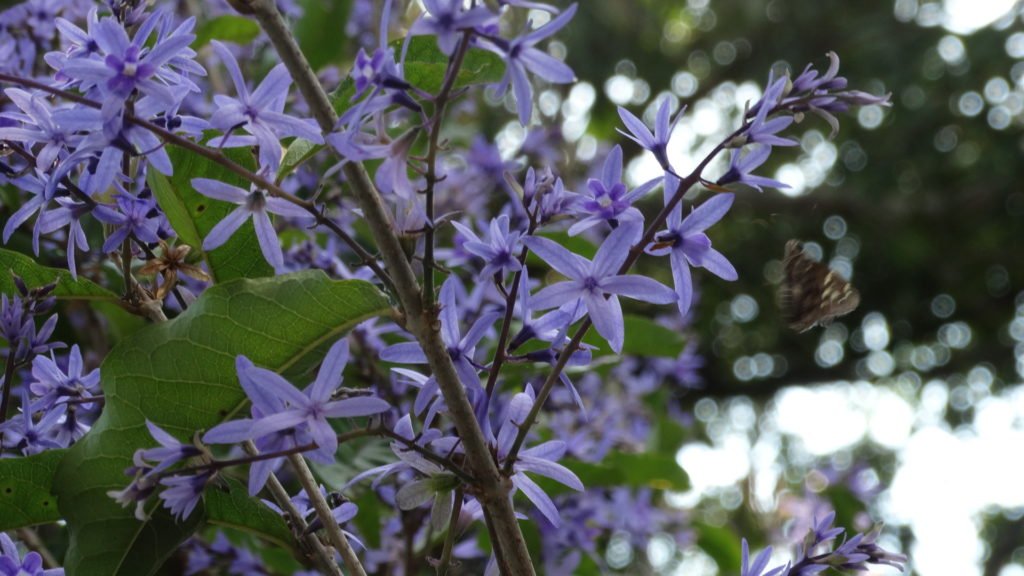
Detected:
left=779, top=240, right=860, bottom=332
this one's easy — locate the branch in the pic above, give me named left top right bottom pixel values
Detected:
left=241, top=1, right=537, bottom=573
left=243, top=441, right=344, bottom=576
left=286, top=453, right=367, bottom=576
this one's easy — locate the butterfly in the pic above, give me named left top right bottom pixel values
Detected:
left=778, top=240, right=860, bottom=332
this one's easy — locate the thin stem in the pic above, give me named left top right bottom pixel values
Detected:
left=243, top=441, right=344, bottom=576
left=286, top=453, right=368, bottom=576
left=240, top=2, right=537, bottom=573
left=16, top=528, right=58, bottom=569
left=0, top=72, right=397, bottom=298
left=482, top=218, right=538, bottom=403
left=436, top=487, right=464, bottom=576
left=422, top=33, right=473, bottom=308
left=161, top=428, right=379, bottom=480
left=379, top=428, right=476, bottom=485
left=0, top=351, right=18, bottom=425
left=503, top=130, right=741, bottom=469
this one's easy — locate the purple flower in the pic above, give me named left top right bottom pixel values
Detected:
left=568, top=145, right=656, bottom=236
left=207, top=41, right=324, bottom=172
left=1, top=389, right=63, bottom=455
left=0, top=291, right=62, bottom=364
left=2, top=172, right=52, bottom=255
left=373, top=129, right=421, bottom=198
left=648, top=193, right=737, bottom=316
left=50, top=104, right=174, bottom=197
left=29, top=344, right=100, bottom=413
left=409, top=0, right=496, bottom=56
left=522, top=223, right=677, bottom=353
left=57, top=11, right=194, bottom=106
left=204, top=338, right=390, bottom=465
left=451, top=215, right=522, bottom=279
left=192, top=177, right=313, bottom=272
left=485, top=4, right=578, bottom=124
left=835, top=524, right=908, bottom=572
left=380, top=277, right=501, bottom=391
left=740, top=539, right=785, bottom=576
left=159, top=471, right=212, bottom=521
left=37, top=197, right=92, bottom=278
left=494, top=389, right=583, bottom=526
left=0, top=532, right=62, bottom=576
left=741, top=72, right=797, bottom=147
left=780, top=52, right=892, bottom=138
left=135, top=421, right=202, bottom=477
left=617, top=98, right=683, bottom=171
left=0, top=88, right=79, bottom=170
left=716, top=145, right=789, bottom=192
left=93, top=193, right=163, bottom=253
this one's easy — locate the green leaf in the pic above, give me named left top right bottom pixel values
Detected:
left=147, top=145, right=274, bottom=283
left=0, top=248, right=122, bottom=303
left=695, top=522, right=742, bottom=575
left=401, top=36, right=505, bottom=93
left=295, top=0, right=350, bottom=70
left=0, top=450, right=65, bottom=530
left=277, top=138, right=322, bottom=182
left=534, top=451, right=689, bottom=497
left=204, top=478, right=294, bottom=550
left=194, top=15, right=261, bottom=48
left=54, top=272, right=392, bottom=576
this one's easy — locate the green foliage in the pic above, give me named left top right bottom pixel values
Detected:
left=582, top=314, right=687, bottom=357
left=0, top=248, right=146, bottom=342
left=147, top=146, right=274, bottom=283
left=204, top=478, right=295, bottom=551
left=0, top=248, right=123, bottom=303
left=534, top=451, right=689, bottom=498
left=53, top=272, right=392, bottom=575
left=695, top=521, right=742, bottom=575
left=295, top=0, right=351, bottom=70
left=400, top=36, right=505, bottom=93
left=193, top=15, right=261, bottom=48
left=0, top=450, right=65, bottom=529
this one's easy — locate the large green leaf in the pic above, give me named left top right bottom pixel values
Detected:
left=54, top=272, right=392, bottom=576
left=0, top=247, right=146, bottom=341
left=147, top=146, right=274, bottom=283
left=0, top=248, right=122, bottom=303
left=204, top=478, right=294, bottom=550
left=0, top=450, right=65, bottom=529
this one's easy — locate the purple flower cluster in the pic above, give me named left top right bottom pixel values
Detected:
left=741, top=512, right=907, bottom=576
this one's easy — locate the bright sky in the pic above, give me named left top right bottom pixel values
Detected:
left=943, top=0, right=1017, bottom=34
